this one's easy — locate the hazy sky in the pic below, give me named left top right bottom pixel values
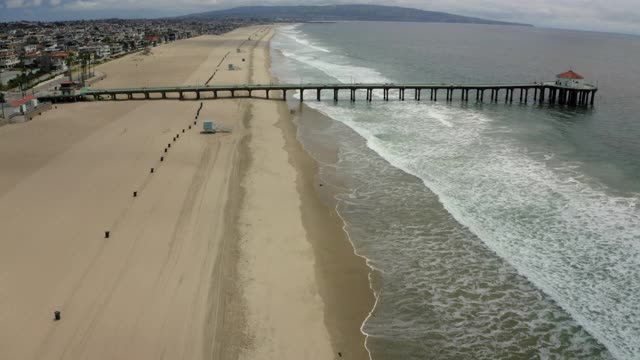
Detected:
left=2, top=0, right=640, bottom=35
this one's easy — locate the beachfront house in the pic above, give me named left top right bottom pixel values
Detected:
left=23, top=44, right=38, bottom=54
left=96, top=45, right=111, bottom=59
left=110, top=43, right=123, bottom=56
left=50, top=52, right=69, bottom=71
left=555, top=70, right=585, bottom=88
left=22, top=45, right=41, bottom=67
left=145, top=36, right=161, bottom=46
left=22, top=52, right=40, bottom=67
left=0, top=50, right=20, bottom=69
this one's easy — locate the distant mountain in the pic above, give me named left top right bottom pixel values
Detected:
left=181, top=5, right=532, bottom=27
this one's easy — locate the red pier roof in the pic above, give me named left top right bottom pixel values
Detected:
left=557, top=70, right=584, bottom=79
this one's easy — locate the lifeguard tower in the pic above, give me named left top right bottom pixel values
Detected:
left=202, top=120, right=230, bottom=134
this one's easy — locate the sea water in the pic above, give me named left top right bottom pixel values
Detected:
left=270, top=22, right=640, bottom=359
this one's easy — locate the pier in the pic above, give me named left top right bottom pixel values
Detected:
left=38, top=82, right=598, bottom=107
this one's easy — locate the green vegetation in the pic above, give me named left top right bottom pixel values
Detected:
left=0, top=69, right=47, bottom=91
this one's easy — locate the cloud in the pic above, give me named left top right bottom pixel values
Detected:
left=3, top=0, right=46, bottom=8
left=5, top=0, right=26, bottom=8
left=65, top=0, right=99, bottom=9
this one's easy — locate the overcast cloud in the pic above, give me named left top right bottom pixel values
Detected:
left=2, top=0, right=640, bottom=35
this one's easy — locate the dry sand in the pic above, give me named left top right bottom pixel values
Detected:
left=0, top=25, right=373, bottom=360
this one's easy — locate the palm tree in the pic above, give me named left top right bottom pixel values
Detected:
left=80, top=53, right=87, bottom=83
left=1, top=92, right=5, bottom=119
left=66, top=53, right=76, bottom=82
left=86, top=53, right=92, bottom=78
left=19, top=68, right=28, bottom=97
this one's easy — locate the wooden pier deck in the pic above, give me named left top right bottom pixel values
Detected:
left=38, top=82, right=598, bottom=107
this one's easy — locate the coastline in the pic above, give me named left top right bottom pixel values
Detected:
left=0, top=25, right=373, bottom=360
left=275, top=100, right=377, bottom=359
left=284, top=102, right=386, bottom=357
left=235, top=27, right=374, bottom=359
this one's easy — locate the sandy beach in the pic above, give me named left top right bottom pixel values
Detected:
left=0, top=25, right=373, bottom=360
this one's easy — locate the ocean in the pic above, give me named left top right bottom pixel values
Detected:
left=269, top=22, right=640, bottom=359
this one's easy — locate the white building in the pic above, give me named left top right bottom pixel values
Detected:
left=23, top=44, right=38, bottom=54
left=555, top=70, right=585, bottom=88
left=0, top=50, right=20, bottom=69
left=22, top=52, right=40, bottom=67
left=110, top=43, right=123, bottom=56
left=96, top=45, right=111, bottom=59
left=50, top=52, right=69, bottom=71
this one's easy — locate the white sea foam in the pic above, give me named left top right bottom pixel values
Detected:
left=279, top=50, right=388, bottom=85
left=278, top=24, right=333, bottom=54
left=280, top=33, right=332, bottom=53
left=314, top=99, right=640, bottom=359
left=272, top=26, right=640, bottom=359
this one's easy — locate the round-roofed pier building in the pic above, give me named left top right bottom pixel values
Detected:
left=555, top=70, right=585, bottom=88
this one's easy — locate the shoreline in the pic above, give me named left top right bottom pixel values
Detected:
left=235, top=26, right=374, bottom=359
left=285, top=100, right=385, bottom=359
left=271, top=27, right=377, bottom=358
left=275, top=100, right=376, bottom=359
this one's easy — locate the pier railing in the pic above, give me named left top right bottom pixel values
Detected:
left=38, top=82, right=598, bottom=107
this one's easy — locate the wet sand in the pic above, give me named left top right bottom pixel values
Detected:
left=0, top=25, right=372, bottom=360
